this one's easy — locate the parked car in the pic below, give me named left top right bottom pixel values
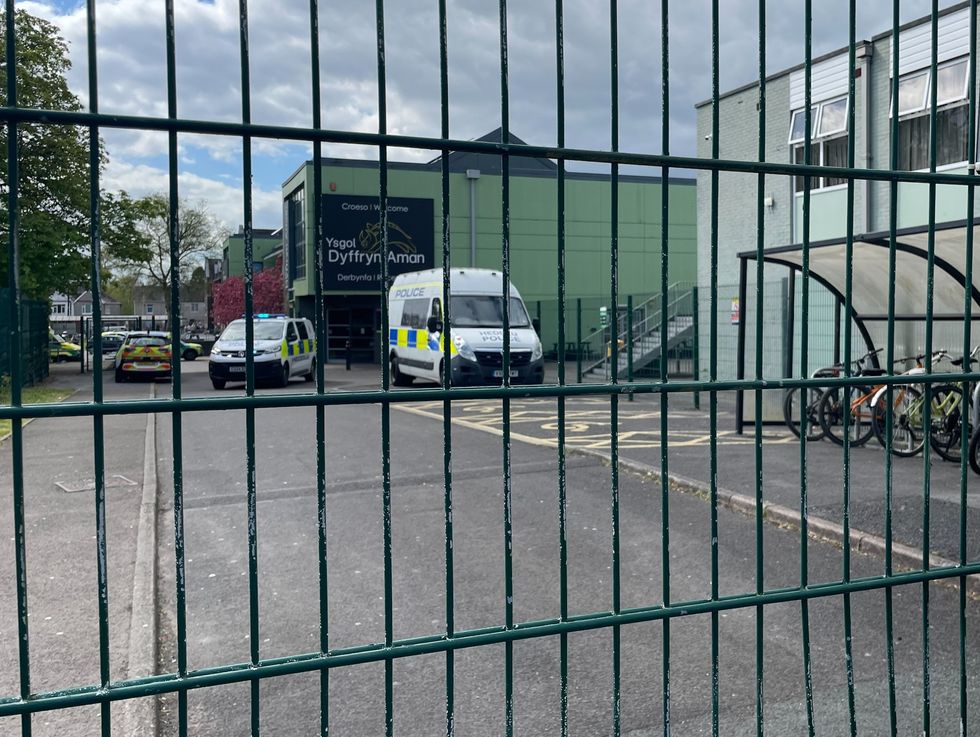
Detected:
left=179, top=338, right=204, bottom=361
left=49, top=333, right=81, bottom=362
left=208, top=314, right=316, bottom=389
left=114, top=333, right=172, bottom=382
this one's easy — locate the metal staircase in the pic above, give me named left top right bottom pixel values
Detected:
left=582, top=286, right=696, bottom=380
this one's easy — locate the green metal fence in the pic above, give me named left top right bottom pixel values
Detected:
left=2, top=1, right=980, bottom=736
left=0, top=288, right=48, bottom=388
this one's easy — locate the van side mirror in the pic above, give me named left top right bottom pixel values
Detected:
left=532, top=317, right=541, bottom=335
left=427, top=316, right=443, bottom=333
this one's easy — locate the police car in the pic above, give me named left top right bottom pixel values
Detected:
left=208, top=314, right=316, bottom=389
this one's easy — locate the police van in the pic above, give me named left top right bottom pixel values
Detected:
left=388, top=268, right=545, bottom=386
left=208, top=314, right=316, bottom=389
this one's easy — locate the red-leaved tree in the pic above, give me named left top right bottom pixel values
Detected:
left=211, top=257, right=284, bottom=327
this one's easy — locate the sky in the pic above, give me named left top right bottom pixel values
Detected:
left=20, top=0, right=964, bottom=231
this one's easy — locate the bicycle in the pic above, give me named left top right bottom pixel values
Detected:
left=871, top=349, right=970, bottom=459
left=815, top=348, right=886, bottom=447
left=783, top=362, right=847, bottom=441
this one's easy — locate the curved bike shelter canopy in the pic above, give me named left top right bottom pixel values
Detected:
left=734, top=218, right=980, bottom=432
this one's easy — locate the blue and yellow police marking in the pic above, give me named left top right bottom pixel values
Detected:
left=282, top=339, right=315, bottom=357
left=389, top=328, right=458, bottom=355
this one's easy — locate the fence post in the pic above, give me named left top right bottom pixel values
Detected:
left=576, top=298, right=582, bottom=384
left=692, top=286, right=700, bottom=409
left=627, top=294, right=633, bottom=401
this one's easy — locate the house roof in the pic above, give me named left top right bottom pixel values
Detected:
left=424, top=128, right=558, bottom=175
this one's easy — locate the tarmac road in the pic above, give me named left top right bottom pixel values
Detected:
left=2, top=361, right=979, bottom=736
left=144, top=362, right=980, bottom=736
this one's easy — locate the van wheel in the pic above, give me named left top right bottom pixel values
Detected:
left=304, top=358, right=315, bottom=382
left=182, top=348, right=197, bottom=361
left=114, top=368, right=125, bottom=383
left=211, top=378, right=226, bottom=390
left=277, top=363, right=290, bottom=388
left=391, top=355, right=413, bottom=386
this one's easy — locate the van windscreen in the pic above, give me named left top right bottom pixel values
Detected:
left=220, top=321, right=285, bottom=341
left=449, top=296, right=530, bottom=328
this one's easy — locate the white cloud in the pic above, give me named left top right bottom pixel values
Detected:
left=19, top=0, right=970, bottom=229
left=105, top=160, right=282, bottom=232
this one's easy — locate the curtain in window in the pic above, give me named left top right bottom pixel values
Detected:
left=898, top=115, right=930, bottom=171
left=823, top=136, right=849, bottom=186
left=936, top=105, right=968, bottom=167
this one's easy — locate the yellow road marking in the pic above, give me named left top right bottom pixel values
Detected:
left=393, top=401, right=796, bottom=450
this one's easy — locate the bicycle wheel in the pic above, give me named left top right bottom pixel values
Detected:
left=969, top=426, right=980, bottom=475
left=818, top=386, right=875, bottom=447
left=783, top=386, right=824, bottom=440
left=928, top=384, right=969, bottom=463
left=873, top=384, right=924, bottom=457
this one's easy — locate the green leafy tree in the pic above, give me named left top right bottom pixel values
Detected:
left=0, top=9, right=146, bottom=299
left=123, top=194, right=227, bottom=325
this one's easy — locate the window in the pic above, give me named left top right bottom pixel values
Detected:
left=401, top=298, right=430, bottom=329
left=286, top=322, right=298, bottom=342
left=190, top=303, right=199, bottom=313
left=52, top=303, right=65, bottom=314
left=894, top=58, right=970, bottom=171
left=789, top=97, right=849, bottom=193
left=287, top=188, right=306, bottom=281
left=146, top=304, right=154, bottom=314
left=296, top=321, right=309, bottom=341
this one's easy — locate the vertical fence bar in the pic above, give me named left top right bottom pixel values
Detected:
left=799, top=3, right=816, bottom=733
left=753, top=0, right=766, bottom=731
left=708, top=0, right=720, bottom=733
left=496, top=3, right=515, bottom=734
left=576, top=298, right=582, bottom=383
left=5, top=5, right=32, bottom=735
left=373, top=2, right=393, bottom=735
left=884, top=3, right=900, bottom=732
left=307, top=2, right=330, bottom=734
left=554, top=2, right=569, bottom=735
left=437, top=1, right=455, bottom=733
left=84, top=2, right=111, bottom=733
left=162, top=3, right=189, bottom=734
left=960, top=4, right=977, bottom=735
left=608, top=3, right=621, bottom=734
left=235, top=0, right=261, bottom=733
left=920, top=6, right=940, bottom=736
left=658, top=2, right=674, bottom=735
left=841, top=2, right=858, bottom=734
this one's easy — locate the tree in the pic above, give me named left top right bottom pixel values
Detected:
left=123, top=194, right=227, bottom=325
left=212, top=257, right=284, bottom=327
left=0, top=10, right=147, bottom=299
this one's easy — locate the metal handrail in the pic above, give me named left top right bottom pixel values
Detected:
left=580, top=284, right=695, bottom=377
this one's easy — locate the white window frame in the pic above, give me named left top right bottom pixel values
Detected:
left=891, top=56, right=972, bottom=172
left=790, top=96, right=849, bottom=194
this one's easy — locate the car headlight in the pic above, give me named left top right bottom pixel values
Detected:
left=254, top=348, right=276, bottom=355
left=210, top=348, right=223, bottom=356
left=531, top=339, right=542, bottom=361
left=453, top=335, right=476, bottom=361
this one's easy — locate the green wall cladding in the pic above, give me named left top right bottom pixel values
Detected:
left=283, top=162, right=698, bottom=304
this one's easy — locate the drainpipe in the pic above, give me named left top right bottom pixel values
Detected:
left=466, top=169, right=480, bottom=267
left=857, top=42, right=873, bottom=232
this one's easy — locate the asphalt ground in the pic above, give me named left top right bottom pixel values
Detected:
left=150, top=362, right=978, bottom=736
left=2, top=360, right=979, bottom=736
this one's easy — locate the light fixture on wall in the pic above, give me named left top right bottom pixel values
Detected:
left=763, top=195, right=775, bottom=209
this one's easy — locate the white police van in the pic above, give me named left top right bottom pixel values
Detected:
left=208, top=314, right=316, bottom=389
left=388, top=268, right=544, bottom=386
